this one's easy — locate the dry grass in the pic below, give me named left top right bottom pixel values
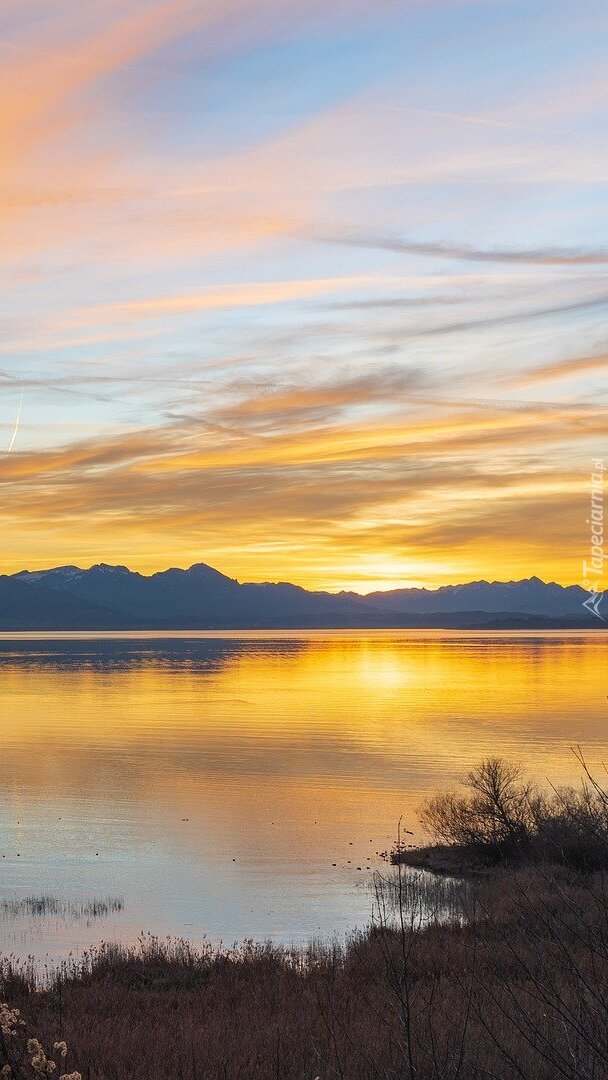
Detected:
left=3, top=757, right=607, bottom=1078
left=2, top=864, right=608, bottom=1079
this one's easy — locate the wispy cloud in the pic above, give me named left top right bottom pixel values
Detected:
left=322, top=230, right=608, bottom=266
left=388, top=293, right=608, bottom=339
left=510, top=352, right=608, bottom=387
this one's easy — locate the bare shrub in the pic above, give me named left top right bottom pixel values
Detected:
left=420, top=758, right=535, bottom=860
left=419, top=755, right=608, bottom=868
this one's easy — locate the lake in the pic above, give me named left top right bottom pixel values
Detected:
left=0, top=630, right=606, bottom=963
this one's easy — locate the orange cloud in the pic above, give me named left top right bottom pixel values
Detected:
left=0, top=387, right=599, bottom=589
left=511, top=352, right=608, bottom=387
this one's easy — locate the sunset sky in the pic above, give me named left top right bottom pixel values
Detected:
left=1, top=0, right=606, bottom=591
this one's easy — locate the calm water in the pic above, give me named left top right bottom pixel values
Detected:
left=0, top=631, right=606, bottom=962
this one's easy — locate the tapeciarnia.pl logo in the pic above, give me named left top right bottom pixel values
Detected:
left=582, top=458, right=605, bottom=621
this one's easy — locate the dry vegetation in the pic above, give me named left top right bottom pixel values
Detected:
left=397, top=752, right=608, bottom=872
left=2, top=757, right=608, bottom=1079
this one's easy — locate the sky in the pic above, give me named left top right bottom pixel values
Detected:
left=0, top=0, right=607, bottom=592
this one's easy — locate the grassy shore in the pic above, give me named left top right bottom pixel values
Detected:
left=1, top=861, right=607, bottom=1080
left=2, top=757, right=607, bottom=1079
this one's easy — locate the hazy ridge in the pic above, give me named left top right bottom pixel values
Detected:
left=0, top=563, right=600, bottom=629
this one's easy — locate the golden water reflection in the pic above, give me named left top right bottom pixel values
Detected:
left=0, top=632, right=606, bottom=959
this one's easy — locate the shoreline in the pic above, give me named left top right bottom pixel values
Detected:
left=0, top=626, right=605, bottom=640
left=391, top=843, right=511, bottom=877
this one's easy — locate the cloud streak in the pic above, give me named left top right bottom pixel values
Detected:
left=323, top=230, right=608, bottom=267
left=510, top=352, right=608, bottom=387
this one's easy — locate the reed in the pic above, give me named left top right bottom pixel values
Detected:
left=1, top=862, right=607, bottom=1079
left=2, top=757, right=607, bottom=1078
left=0, top=898, right=123, bottom=922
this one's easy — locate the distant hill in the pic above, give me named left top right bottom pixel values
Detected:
left=12, top=563, right=374, bottom=628
left=0, top=575, right=134, bottom=630
left=347, top=576, right=591, bottom=619
left=0, top=563, right=602, bottom=630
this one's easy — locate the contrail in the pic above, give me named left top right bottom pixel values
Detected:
left=7, top=392, right=23, bottom=452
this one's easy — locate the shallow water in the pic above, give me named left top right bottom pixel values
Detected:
left=0, top=630, right=605, bottom=962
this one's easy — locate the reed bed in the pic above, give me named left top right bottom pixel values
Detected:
left=2, top=757, right=607, bottom=1078
left=1, top=863, right=608, bottom=1080
left=0, top=898, right=123, bottom=922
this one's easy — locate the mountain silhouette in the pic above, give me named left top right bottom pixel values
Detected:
left=0, top=575, right=131, bottom=630
left=0, top=563, right=602, bottom=630
left=349, top=576, right=590, bottom=618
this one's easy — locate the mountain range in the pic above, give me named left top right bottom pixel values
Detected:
left=0, top=562, right=603, bottom=630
